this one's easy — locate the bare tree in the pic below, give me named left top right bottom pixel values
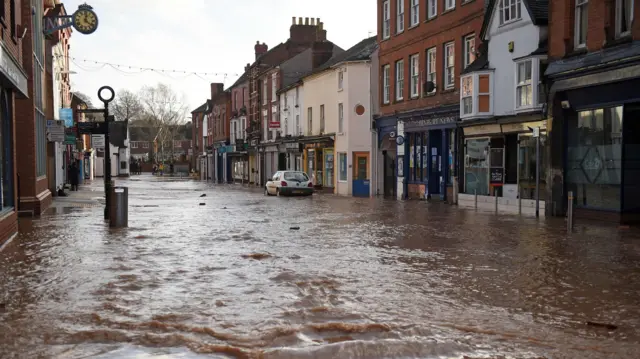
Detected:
left=113, top=89, right=143, bottom=122
left=138, top=83, right=188, bottom=164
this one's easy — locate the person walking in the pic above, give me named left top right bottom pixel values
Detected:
left=69, top=161, right=79, bottom=191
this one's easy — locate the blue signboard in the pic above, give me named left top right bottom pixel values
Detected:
left=60, top=108, right=73, bottom=127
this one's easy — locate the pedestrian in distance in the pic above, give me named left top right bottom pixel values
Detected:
left=69, top=161, right=79, bottom=191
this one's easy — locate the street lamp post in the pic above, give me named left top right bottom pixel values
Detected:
left=98, top=86, right=115, bottom=220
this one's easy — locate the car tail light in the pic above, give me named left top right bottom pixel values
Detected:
left=281, top=181, right=287, bottom=186
left=308, top=182, right=313, bottom=187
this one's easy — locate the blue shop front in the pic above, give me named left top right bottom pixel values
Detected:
left=400, top=107, right=458, bottom=201
left=375, top=116, right=398, bottom=198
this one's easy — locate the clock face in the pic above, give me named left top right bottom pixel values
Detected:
left=72, top=9, right=99, bottom=35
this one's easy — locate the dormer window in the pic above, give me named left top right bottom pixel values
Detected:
left=499, top=0, right=522, bottom=25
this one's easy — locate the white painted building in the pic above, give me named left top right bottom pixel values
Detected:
left=302, top=36, right=378, bottom=196
left=278, top=84, right=304, bottom=171
left=458, top=0, right=549, bottom=216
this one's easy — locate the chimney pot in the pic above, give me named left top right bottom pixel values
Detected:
left=292, top=16, right=296, bottom=25
left=310, top=18, right=315, bottom=25
left=256, top=40, right=259, bottom=44
left=305, top=17, right=309, bottom=25
left=298, top=17, right=302, bottom=24
left=319, top=22, right=323, bottom=31
left=317, top=18, right=320, bottom=24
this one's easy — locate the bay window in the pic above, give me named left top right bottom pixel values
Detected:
left=516, top=60, right=532, bottom=109
left=461, top=76, right=473, bottom=114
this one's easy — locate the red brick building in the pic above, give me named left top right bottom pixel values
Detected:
left=0, top=0, right=29, bottom=245
left=16, top=0, right=53, bottom=215
left=376, top=0, right=485, bottom=201
left=190, top=102, right=207, bottom=171
left=211, top=84, right=231, bottom=182
left=246, top=16, right=333, bottom=185
left=545, top=0, right=640, bottom=222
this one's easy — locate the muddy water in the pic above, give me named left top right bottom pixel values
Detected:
left=1, top=176, right=640, bottom=358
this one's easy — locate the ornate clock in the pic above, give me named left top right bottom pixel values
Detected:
left=72, top=4, right=99, bottom=35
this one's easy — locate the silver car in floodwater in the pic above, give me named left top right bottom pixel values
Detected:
left=264, top=171, right=314, bottom=197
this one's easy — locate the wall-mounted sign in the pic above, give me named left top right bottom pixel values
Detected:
left=0, top=45, right=28, bottom=97
left=403, top=115, right=457, bottom=131
left=46, top=120, right=65, bottom=142
left=92, top=135, right=105, bottom=148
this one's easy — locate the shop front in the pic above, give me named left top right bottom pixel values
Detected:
left=459, top=117, right=548, bottom=216
left=247, top=138, right=259, bottom=185
left=546, top=48, right=640, bottom=222
left=375, top=116, right=397, bottom=198
left=400, top=110, right=458, bottom=201
left=262, top=144, right=279, bottom=181
left=228, top=139, right=248, bottom=183
left=282, top=140, right=303, bottom=171
left=301, top=135, right=334, bottom=190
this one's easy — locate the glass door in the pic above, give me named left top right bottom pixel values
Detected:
left=464, top=138, right=490, bottom=195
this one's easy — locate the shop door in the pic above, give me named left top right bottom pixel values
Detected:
left=383, top=150, right=396, bottom=197
left=428, top=130, right=442, bottom=195
left=278, top=153, right=287, bottom=170
left=352, top=153, right=370, bottom=197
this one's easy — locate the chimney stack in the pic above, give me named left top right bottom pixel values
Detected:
left=292, top=16, right=296, bottom=25
left=254, top=41, right=268, bottom=60
left=210, top=83, right=224, bottom=100
left=305, top=17, right=309, bottom=25
left=298, top=17, right=302, bottom=25
left=310, top=18, right=315, bottom=25
left=245, top=63, right=250, bottom=73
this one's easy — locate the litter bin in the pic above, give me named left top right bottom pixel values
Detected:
left=109, top=186, right=128, bottom=228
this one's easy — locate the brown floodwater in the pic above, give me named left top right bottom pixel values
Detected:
left=1, top=175, right=639, bottom=358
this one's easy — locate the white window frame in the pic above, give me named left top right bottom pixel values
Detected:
left=575, top=0, right=589, bottom=49
left=464, top=34, right=475, bottom=68
left=338, top=103, right=344, bottom=133
left=426, top=47, right=436, bottom=94
left=428, top=0, right=437, bottom=19
left=615, top=0, right=633, bottom=38
left=338, top=71, right=344, bottom=90
left=131, top=142, right=139, bottom=149
left=320, top=104, right=325, bottom=133
left=499, top=0, right=522, bottom=25
left=271, top=73, right=277, bottom=102
left=445, top=0, right=455, bottom=11
left=382, top=0, right=391, bottom=39
left=410, top=54, right=419, bottom=98
left=383, top=65, right=391, bottom=104
left=262, top=80, right=267, bottom=105
left=338, top=152, right=348, bottom=181
left=515, top=60, right=533, bottom=109
left=396, top=0, right=405, bottom=33
left=461, top=76, right=473, bottom=115
left=395, top=59, right=404, bottom=101
left=444, top=42, right=455, bottom=90
left=410, top=0, right=419, bottom=26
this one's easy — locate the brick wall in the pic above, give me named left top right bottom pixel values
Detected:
left=549, top=0, right=640, bottom=59
left=377, top=0, right=484, bottom=116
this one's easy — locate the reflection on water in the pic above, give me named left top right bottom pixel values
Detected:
left=1, top=175, right=640, bottom=358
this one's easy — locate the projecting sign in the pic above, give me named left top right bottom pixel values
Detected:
left=92, top=135, right=105, bottom=148
left=60, top=108, right=73, bottom=127
left=77, top=121, right=107, bottom=135
left=46, top=120, right=65, bottom=142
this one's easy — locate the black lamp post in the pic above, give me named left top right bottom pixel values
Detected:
left=97, top=86, right=115, bottom=220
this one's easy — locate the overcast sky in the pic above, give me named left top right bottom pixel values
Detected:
left=63, top=0, right=376, bottom=116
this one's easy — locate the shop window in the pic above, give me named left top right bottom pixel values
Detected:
left=518, top=133, right=547, bottom=200
left=409, top=134, right=415, bottom=180
left=0, top=91, right=13, bottom=210
left=338, top=153, right=347, bottom=181
left=324, top=150, right=334, bottom=187
left=567, top=106, right=623, bottom=211
left=567, top=107, right=622, bottom=210
left=407, top=133, right=428, bottom=182
left=448, top=130, right=455, bottom=185
left=464, top=138, right=489, bottom=195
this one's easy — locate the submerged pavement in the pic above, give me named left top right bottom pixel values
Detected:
left=1, top=175, right=639, bottom=358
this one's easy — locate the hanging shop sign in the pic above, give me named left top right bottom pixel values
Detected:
left=46, top=120, right=65, bottom=142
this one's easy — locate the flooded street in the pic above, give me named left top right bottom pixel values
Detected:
left=1, top=176, right=640, bottom=359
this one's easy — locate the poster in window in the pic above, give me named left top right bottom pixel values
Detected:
left=490, top=167, right=504, bottom=184
left=397, top=155, right=404, bottom=177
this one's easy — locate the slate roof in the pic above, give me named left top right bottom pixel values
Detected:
left=461, top=53, right=489, bottom=75
left=305, top=36, right=378, bottom=78
left=191, top=101, right=208, bottom=114
left=228, top=71, right=249, bottom=90
left=481, top=0, right=549, bottom=39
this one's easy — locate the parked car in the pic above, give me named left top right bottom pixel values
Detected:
left=265, top=171, right=314, bottom=197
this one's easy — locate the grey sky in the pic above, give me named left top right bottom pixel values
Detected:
left=63, top=0, right=376, bottom=116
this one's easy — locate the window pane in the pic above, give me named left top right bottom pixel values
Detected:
left=567, top=106, right=622, bottom=210
left=409, top=133, right=415, bottom=180
left=464, top=138, right=490, bottom=195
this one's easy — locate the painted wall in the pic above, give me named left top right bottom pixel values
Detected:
left=485, top=5, right=545, bottom=116
left=279, top=84, right=304, bottom=137
left=303, top=70, right=339, bottom=136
